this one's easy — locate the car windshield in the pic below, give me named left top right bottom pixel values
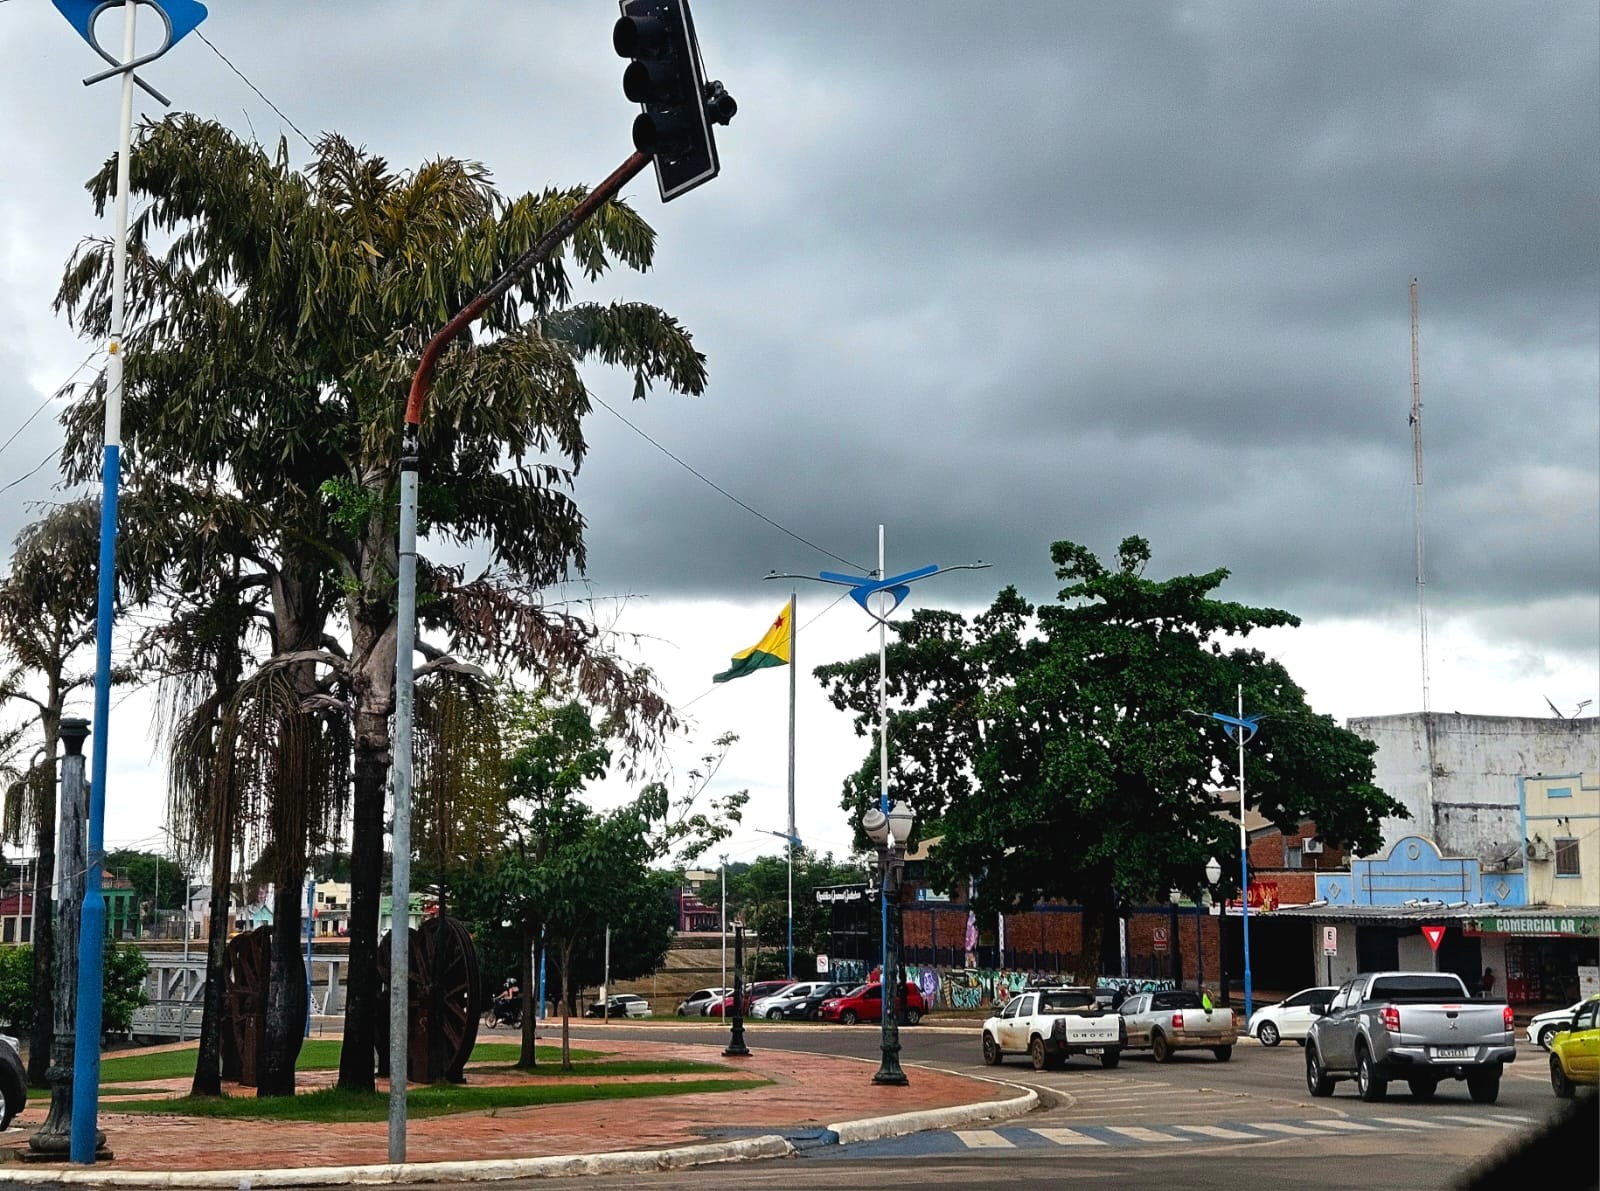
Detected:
left=1040, top=990, right=1098, bottom=1012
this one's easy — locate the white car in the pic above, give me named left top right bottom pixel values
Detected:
left=751, top=981, right=832, bottom=1019
left=675, top=987, right=730, bottom=1016
left=1528, top=1000, right=1589, bottom=1050
left=1246, top=986, right=1337, bottom=1047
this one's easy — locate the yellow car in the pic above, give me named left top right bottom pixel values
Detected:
left=1548, top=995, right=1600, bottom=1098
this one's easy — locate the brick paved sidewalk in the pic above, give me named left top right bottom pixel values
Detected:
left=0, top=1037, right=1006, bottom=1173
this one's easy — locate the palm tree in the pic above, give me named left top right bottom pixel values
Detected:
left=56, top=115, right=695, bottom=1092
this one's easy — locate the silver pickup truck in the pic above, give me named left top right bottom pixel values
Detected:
left=1305, top=971, right=1516, bottom=1104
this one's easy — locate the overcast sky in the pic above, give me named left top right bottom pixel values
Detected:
left=0, top=2, right=1595, bottom=871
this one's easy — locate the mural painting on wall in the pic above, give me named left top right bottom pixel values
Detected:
left=898, top=966, right=1175, bottom=1011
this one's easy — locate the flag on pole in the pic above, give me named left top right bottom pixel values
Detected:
left=713, top=600, right=793, bottom=683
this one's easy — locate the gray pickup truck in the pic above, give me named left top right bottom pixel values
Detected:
left=1304, top=971, right=1516, bottom=1104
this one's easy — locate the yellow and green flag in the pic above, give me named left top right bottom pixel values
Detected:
left=713, top=600, right=793, bottom=683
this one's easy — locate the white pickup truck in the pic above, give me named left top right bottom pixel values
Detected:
left=981, top=986, right=1125, bottom=1070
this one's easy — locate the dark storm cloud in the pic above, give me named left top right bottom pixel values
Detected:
left=1, top=1, right=1595, bottom=684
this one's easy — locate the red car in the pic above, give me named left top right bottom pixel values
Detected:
left=818, top=982, right=929, bottom=1025
left=706, top=980, right=793, bottom=1018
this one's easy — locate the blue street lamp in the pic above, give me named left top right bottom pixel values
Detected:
left=1199, top=691, right=1260, bottom=1024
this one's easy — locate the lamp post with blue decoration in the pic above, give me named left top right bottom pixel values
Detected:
left=1197, top=690, right=1261, bottom=1024
left=49, top=0, right=208, bottom=1165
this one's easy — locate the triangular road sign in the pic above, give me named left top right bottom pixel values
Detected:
left=1421, top=924, right=1445, bottom=951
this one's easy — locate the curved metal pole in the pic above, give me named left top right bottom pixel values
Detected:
left=388, top=151, right=647, bottom=1163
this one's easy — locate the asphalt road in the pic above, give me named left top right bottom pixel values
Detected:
left=436, top=1018, right=1588, bottom=1191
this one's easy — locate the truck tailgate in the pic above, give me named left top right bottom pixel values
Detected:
left=1056, top=1016, right=1120, bottom=1044
left=1390, top=1003, right=1512, bottom=1052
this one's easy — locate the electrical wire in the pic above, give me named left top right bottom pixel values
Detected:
left=590, top=392, right=868, bottom=573
left=196, top=29, right=315, bottom=151
left=0, top=348, right=98, bottom=463
left=0, top=448, right=61, bottom=497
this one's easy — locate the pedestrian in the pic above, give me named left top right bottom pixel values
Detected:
left=1481, top=966, right=1495, bottom=997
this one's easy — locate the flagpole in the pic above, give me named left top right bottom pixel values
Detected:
left=787, top=592, right=797, bottom=982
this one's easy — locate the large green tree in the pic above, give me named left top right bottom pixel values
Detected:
left=55, top=115, right=696, bottom=1092
left=816, top=536, right=1406, bottom=975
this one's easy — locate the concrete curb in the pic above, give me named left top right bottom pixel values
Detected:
left=825, top=1073, right=1038, bottom=1145
left=0, top=1135, right=797, bottom=1188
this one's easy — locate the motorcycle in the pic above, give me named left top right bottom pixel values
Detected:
left=484, top=978, right=523, bottom=1029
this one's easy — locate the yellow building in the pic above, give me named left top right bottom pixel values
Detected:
left=1523, top=771, right=1599, bottom=906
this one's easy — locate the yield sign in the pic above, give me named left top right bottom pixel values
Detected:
left=1421, top=924, right=1445, bottom=952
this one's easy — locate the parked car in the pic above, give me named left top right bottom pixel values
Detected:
left=706, top=980, right=793, bottom=1018
left=1119, top=988, right=1238, bottom=1061
left=1304, top=971, right=1515, bottom=1103
left=818, top=982, right=929, bottom=1025
left=675, top=987, right=729, bottom=1016
left=779, top=982, right=853, bottom=1021
left=1548, top=995, right=1599, bottom=1098
left=1529, top=999, right=1591, bottom=1050
left=982, top=986, right=1124, bottom=1070
left=584, top=994, right=650, bottom=1019
left=0, top=1034, right=26, bottom=1131
left=751, top=981, right=833, bottom=1019
left=1247, top=986, right=1338, bottom=1047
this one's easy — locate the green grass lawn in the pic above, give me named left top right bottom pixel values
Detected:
left=97, top=1039, right=602, bottom=1085
left=110, top=1077, right=773, bottom=1122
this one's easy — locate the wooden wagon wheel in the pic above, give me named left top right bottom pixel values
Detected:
left=221, top=926, right=272, bottom=1086
left=376, top=916, right=482, bottom=1083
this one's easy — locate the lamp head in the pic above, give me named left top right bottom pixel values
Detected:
left=862, top=807, right=889, bottom=846
left=1169, top=887, right=1182, bottom=905
left=886, top=801, right=915, bottom=846
left=1205, top=856, right=1222, bottom=885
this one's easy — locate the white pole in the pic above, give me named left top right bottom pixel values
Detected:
left=787, top=590, right=797, bottom=982
left=720, top=857, right=727, bottom=993
left=877, top=525, right=888, bottom=991
left=603, top=924, right=611, bottom=1023
left=1237, top=682, right=1253, bottom=1022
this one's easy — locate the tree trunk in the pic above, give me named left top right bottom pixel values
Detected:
left=257, top=878, right=306, bottom=1097
left=558, top=939, right=572, bottom=1071
left=189, top=784, right=235, bottom=1097
left=28, top=702, right=61, bottom=1087
left=516, top=921, right=536, bottom=1069
left=337, top=713, right=387, bottom=1092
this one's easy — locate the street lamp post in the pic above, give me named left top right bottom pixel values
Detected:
left=723, top=923, right=749, bottom=1058
left=1204, top=856, right=1223, bottom=1004
left=863, top=802, right=913, bottom=1086
left=1202, top=856, right=1221, bottom=997
left=1198, top=689, right=1260, bottom=1023
left=754, top=827, right=802, bottom=981
left=1167, top=888, right=1182, bottom=987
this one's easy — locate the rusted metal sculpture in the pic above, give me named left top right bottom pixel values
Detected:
left=376, top=916, right=482, bottom=1084
left=220, top=925, right=305, bottom=1086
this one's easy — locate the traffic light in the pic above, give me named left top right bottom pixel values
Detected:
left=614, top=0, right=735, bottom=202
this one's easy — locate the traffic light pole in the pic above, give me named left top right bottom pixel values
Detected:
left=388, top=150, right=647, bottom=1164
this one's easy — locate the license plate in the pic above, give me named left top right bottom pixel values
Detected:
left=1085, top=1048, right=1104, bottom=1056
left=1434, top=1047, right=1470, bottom=1059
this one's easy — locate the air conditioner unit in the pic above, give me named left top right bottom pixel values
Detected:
left=1302, top=839, right=1324, bottom=855
left=1527, top=839, right=1553, bottom=863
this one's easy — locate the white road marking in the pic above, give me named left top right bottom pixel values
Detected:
left=1104, top=1126, right=1183, bottom=1143
left=1030, top=1128, right=1107, bottom=1146
left=1249, top=1122, right=1334, bottom=1136
left=955, top=1130, right=1016, bottom=1149
left=1305, top=1119, right=1381, bottom=1131
left=1372, top=1117, right=1452, bottom=1129
left=1175, top=1125, right=1266, bottom=1140
left=1433, top=1115, right=1519, bottom=1129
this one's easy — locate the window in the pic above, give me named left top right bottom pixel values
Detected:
left=1001, top=998, right=1021, bottom=1019
left=1285, top=843, right=1303, bottom=869
left=1556, top=837, right=1580, bottom=877
left=1575, top=1002, right=1598, bottom=1031
left=1547, top=786, right=1572, bottom=799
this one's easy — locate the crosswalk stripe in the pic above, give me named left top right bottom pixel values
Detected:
left=1489, top=1113, right=1534, bottom=1123
left=1373, top=1117, right=1452, bottom=1129
left=1434, top=1115, right=1518, bottom=1129
left=1104, top=1126, right=1183, bottom=1143
left=1306, top=1119, right=1381, bottom=1131
left=1175, top=1125, right=1265, bottom=1140
left=955, top=1130, right=1016, bottom=1149
left=1249, top=1122, right=1334, bottom=1136
left=1030, top=1128, right=1107, bottom=1146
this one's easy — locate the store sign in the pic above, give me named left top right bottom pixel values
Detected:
left=1246, top=881, right=1280, bottom=912
left=814, top=884, right=868, bottom=905
left=1472, top=915, right=1596, bottom=937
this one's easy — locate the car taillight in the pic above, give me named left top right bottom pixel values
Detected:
left=1503, top=1005, right=1514, bottom=1029
left=1380, top=1006, right=1400, bottom=1033
left=1171, top=1012, right=1184, bottom=1029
